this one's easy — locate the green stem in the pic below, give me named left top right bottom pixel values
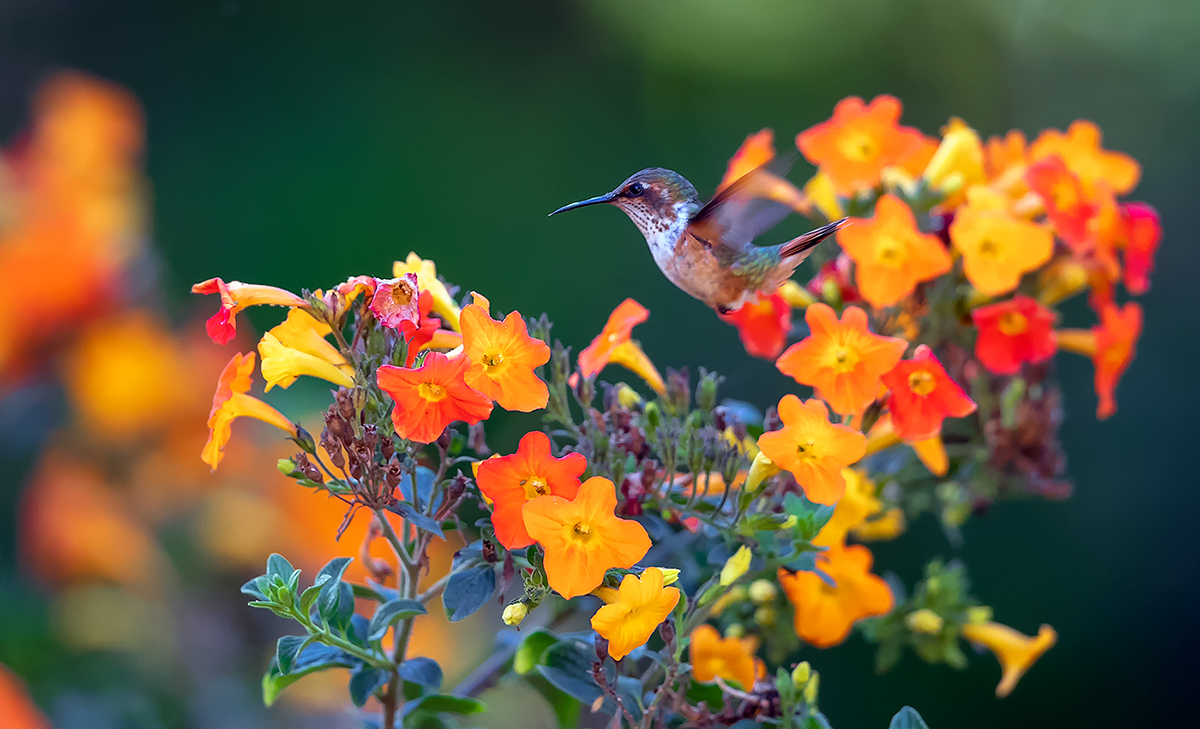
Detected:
left=294, top=610, right=394, bottom=670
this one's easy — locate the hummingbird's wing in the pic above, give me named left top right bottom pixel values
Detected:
left=686, top=154, right=813, bottom=265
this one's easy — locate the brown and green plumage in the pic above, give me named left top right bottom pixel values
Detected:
left=549, top=164, right=847, bottom=313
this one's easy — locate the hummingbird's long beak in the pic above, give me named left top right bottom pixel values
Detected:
left=548, top=191, right=617, bottom=217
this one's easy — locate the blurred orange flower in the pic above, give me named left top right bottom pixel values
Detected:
left=460, top=293, right=551, bottom=412
left=949, top=187, right=1054, bottom=296
left=191, top=277, right=306, bottom=346
left=837, top=194, right=952, bottom=308
left=688, top=624, right=759, bottom=690
left=0, top=665, right=50, bottom=729
left=376, top=351, right=493, bottom=443
left=719, top=129, right=775, bottom=190
left=1029, top=120, right=1140, bottom=196
left=1024, top=155, right=1093, bottom=251
left=881, top=345, right=976, bottom=442
left=591, top=568, right=680, bottom=660
left=971, top=296, right=1057, bottom=375
left=795, top=95, right=929, bottom=196
left=522, top=476, right=651, bottom=599
left=961, top=622, right=1057, bottom=698
left=984, top=129, right=1028, bottom=186
left=577, top=298, right=665, bottom=395
left=202, top=352, right=297, bottom=470
left=1056, top=301, right=1142, bottom=419
left=756, top=395, right=867, bottom=505
left=778, top=544, right=893, bottom=649
left=476, top=431, right=586, bottom=549
left=775, top=303, right=907, bottom=415
left=720, top=291, right=791, bottom=360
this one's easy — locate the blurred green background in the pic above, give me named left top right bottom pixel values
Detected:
left=2, top=0, right=1198, bottom=726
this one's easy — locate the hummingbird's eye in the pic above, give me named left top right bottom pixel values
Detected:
left=626, top=182, right=645, bottom=197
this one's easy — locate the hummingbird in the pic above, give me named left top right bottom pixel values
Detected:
left=549, top=162, right=848, bottom=313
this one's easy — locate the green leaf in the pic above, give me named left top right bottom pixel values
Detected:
left=889, top=706, right=931, bottom=729
left=615, top=675, right=644, bottom=721
left=514, top=629, right=559, bottom=675
left=241, top=576, right=270, bottom=601
left=369, top=599, right=428, bottom=641
left=275, top=635, right=311, bottom=675
left=685, top=679, right=724, bottom=711
left=534, top=640, right=601, bottom=705
left=266, top=553, right=296, bottom=582
left=388, top=501, right=446, bottom=538
left=398, top=657, right=443, bottom=688
left=402, top=694, right=486, bottom=722
left=349, top=665, right=390, bottom=707
left=299, top=577, right=329, bottom=616
left=442, top=565, right=496, bottom=622
left=526, top=675, right=581, bottom=729
left=262, top=644, right=359, bottom=706
left=316, top=557, right=354, bottom=622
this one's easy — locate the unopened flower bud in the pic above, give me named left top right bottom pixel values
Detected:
left=502, top=602, right=527, bottom=627
left=719, top=545, right=752, bottom=587
left=753, top=606, right=776, bottom=628
left=967, top=605, right=993, bottom=625
left=791, top=661, right=811, bottom=690
left=643, top=401, right=662, bottom=435
left=277, top=458, right=298, bottom=477
left=781, top=515, right=798, bottom=530
left=725, top=623, right=746, bottom=639
left=696, top=370, right=720, bottom=412
left=905, top=608, right=945, bottom=635
left=658, top=568, right=680, bottom=586
left=803, top=670, right=820, bottom=705
left=615, top=383, right=643, bottom=410
left=748, top=579, right=777, bottom=605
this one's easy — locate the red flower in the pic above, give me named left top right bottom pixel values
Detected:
left=1025, top=156, right=1093, bottom=253
left=881, top=345, right=976, bottom=442
left=475, top=431, right=586, bottom=549
left=1055, top=301, right=1142, bottom=419
left=376, top=351, right=493, bottom=443
left=368, top=273, right=420, bottom=329
left=806, top=254, right=861, bottom=305
left=1120, top=203, right=1161, bottom=295
left=191, top=278, right=306, bottom=345
left=721, top=291, right=791, bottom=359
left=971, top=296, right=1057, bottom=375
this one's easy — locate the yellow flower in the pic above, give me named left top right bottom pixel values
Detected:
left=709, top=585, right=747, bottom=616
left=923, top=118, right=985, bottom=210
left=813, top=468, right=883, bottom=548
left=743, top=451, right=780, bottom=493
left=394, top=252, right=461, bottom=330
left=905, top=608, right=944, bottom=634
left=961, top=622, right=1057, bottom=698
left=949, top=187, right=1054, bottom=297
left=689, top=624, right=760, bottom=691
left=202, top=353, right=297, bottom=470
left=910, top=434, right=949, bottom=476
left=720, top=545, right=753, bottom=586
left=257, top=309, right=354, bottom=391
left=851, top=508, right=906, bottom=541
left=778, top=280, right=817, bottom=309
left=803, top=171, right=844, bottom=221
left=590, top=568, right=680, bottom=660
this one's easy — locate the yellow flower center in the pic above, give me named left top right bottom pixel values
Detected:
left=519, top=475, right=549, bottom=499
left=997, top=311, right=1027, bottom=336
left=1050, top=181, right=1077, bottom=209
left=569, top=522, right=595, bottom=545
left=874, top=236, right=905, bottom=267
left=418, top=382, right=447, bottom=402
left=907, top=369, right=936, bottom=396
left=482, top=351, right=506, bottom=370
left=830, top=346, right=859, bottom=374
left=838, top=131, right=878, bottom=162
left=978, top=237, right=1000, bottom=257
left=391, top=280, right=415, bottom=306
left=795, top=439, right=818, bottom=461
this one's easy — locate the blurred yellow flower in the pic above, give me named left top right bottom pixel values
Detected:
left=961, top=621, right=1057, bottom=698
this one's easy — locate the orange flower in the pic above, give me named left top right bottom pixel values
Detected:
left=795, top=95, right=928, bottom=196
left=778, top=544, right=893, bottom=648
left=591, top=568, right=681, bottom=660
left=961, top=622, right=1057, bottom=698
left=949, top=186, right=1054, bottom=296
left=688, top=624, right=759, bottom=690
left=522, top=476, right=652, bottom=599
left=1024, top=155, right=1094, bottom=252
left=719, top=129, right=776, bottom=190
left=376, top=351, right=493, bottom=443
left=837, top=194, right=952, bottom=308
left=881, top=345, right=976, bottom=442
left=0, top=664, right=50, bottom=729
left=1029, top=120, right=1140, bottom=196
left=756, top=396, right=867, bottom=505
left=971, top=296, right=1057, bottom=375
left=1119, top=202, right=1161, bottom=295
left=1056, top=302, right=1142, bottom=419
left=812, top=468, right=883, bottom=548
left=460, top=293, right=552, bottom=411
left=476, top=431, right=586, bottom=549
left=775, top=303, right=907, bottom=415
left=368, top=273, right=420, bottom=329
left=984, top=129, right=1028, bottom=185
left=578, top=298, right=665, bottom=394
left=720, top=291, right=791, bottom=360
left=202, top=352, right=297, bottom=470
left=191, top=277, right=306, bottom=345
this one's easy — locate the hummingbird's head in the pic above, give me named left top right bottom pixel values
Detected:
left=549, top=168, right=700, bottom=240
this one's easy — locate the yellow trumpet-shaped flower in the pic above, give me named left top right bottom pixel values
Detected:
left=923, top=118, right=986, bottom=210
left=961, top=621, right=1057, bottom=698
left=803, top=171, right=844, bottom=222
left=394, top=251, right=462, bottom=331
left=257, top=309, right=355, bottom=392
left=590, top=568, right=680, bottom=661
left=202, top=353, right=297, bottom=470
left=812, top=468, right=882, bottom=548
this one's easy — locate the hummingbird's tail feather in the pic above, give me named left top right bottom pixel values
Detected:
left=779, top=218, right=849, bottom=260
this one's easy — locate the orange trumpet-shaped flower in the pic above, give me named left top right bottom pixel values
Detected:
left=971, top=296, right=1057, bottom=375
left=578, top=298, right=665, bottom=394
left=881, top=345, right=976, bottom=442
left=476, top=431, right=586, bottom=549
left=591, top=568, right=680, bottom=661
left=460, top=293, right=551, bottom=412
left=778, top=544, right=893, bottom=649
left=796, top=95, right=929, bottom=196
left=202, top=352, right=297, bottom=470
left=376, top=351, right=494, bottom=443
left=257, top=308, right=354, bottom=392
left=756, top=396, right=867, bottom=505
left=961, top=621, right=1057, bottom=698
left=949, top=187, right=1054, bottom=296
left=717, top=129, right=812, bottom=216
left=1056, top=301, right=1142, bottom=419
left=837, top=194, right=952, bottom=308
left=1029, top=120, right=1140, bottom=196
left=522, top=476, right=652, bottom=599
left=1120, top=202, right=1161, bottom=295
left=1024, top=155, right=1094, bottom=252
left=191, top=277, right=306, bottom=346
left=689, top=624, right=760, bottom=691
left=368, top=273, right=420, bottom=329
left=720, top=290, right=791, bottom=360
left=775, top=303, right=907, bottom=415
